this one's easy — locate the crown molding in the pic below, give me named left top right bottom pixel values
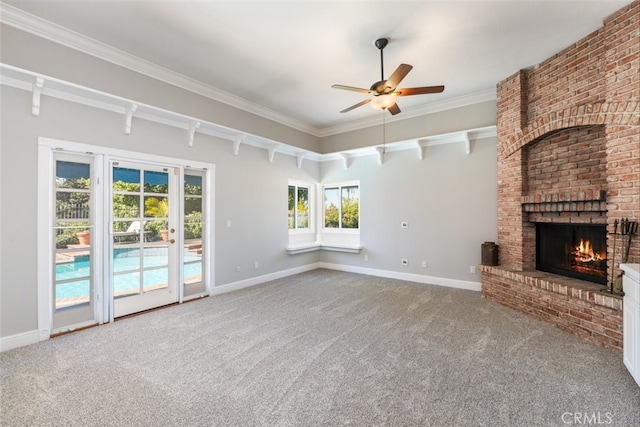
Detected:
left=318, top=88, right=497, bottom=138
left=0, top=3, right=321, bottom=136
left=2, top=63, right=494, bottom=168
left=0, top=3, right=497, bottom=140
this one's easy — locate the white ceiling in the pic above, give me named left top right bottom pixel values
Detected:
left=1, top=0, right=630, bottom=136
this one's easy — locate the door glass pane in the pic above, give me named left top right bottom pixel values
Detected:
left=144, top=170, right=169, bottom=193
left=184, top=172, right=204, bottom=297
left=54, top=159, right=92, bottom=313
left=112, top=167, right=140, bottom=191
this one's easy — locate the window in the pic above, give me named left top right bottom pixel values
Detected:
left=288, top=184, right=310, bottom=230
left=323, top=184, right=359, bottom=229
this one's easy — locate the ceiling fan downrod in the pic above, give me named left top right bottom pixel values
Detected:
left=375, top=38, right=388, bottom=81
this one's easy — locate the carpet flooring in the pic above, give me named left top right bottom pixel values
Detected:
left=1, top=269, right=639, bottom=426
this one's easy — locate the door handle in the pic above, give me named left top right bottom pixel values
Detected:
left=169, top=239, right=176, bottom=244
left=170, top=228, right=176, bottom=233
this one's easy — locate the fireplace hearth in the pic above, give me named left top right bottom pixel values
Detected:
left=536, top=223, right=607, bottom=285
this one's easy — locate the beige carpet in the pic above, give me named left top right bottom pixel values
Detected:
left=1, top=269, right=639, bottom=426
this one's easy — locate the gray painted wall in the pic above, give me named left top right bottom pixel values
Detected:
left=318, top=101, right=497, bottom=154
left=319, top=140, right=498, bottom=280
left=0, top=26, right=498, bottom=342
left=0, top=85, right=319, bottom=338
left=0, top=24, right=320, bottom=152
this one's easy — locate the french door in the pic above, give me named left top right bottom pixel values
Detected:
left=40, top=138, right=213, bottom=336
left=110, top=161, right=179, bottom=318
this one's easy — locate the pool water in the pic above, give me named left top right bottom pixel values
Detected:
left=56, top=255, right=202, bottom=299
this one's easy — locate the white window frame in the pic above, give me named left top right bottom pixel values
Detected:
left=286, top=180, right=361, bottom=254
left=321, top=181, right=360, bottom=232
left=288, top=180, right=314, bottom=234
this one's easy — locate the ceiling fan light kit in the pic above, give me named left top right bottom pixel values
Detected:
left=332, top=38, right=444, bottom=116
left=370, top=94, right=396, bottom=110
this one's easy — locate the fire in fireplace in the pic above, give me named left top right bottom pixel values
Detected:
left=536, top=223, right=607, bottom=285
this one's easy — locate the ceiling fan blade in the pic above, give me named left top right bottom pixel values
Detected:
left=395, top=85, right=445, bottom=96
left=385, top=64, right=413, bottom=91
left=331, top=84, right=372, bottom=94
left=387, top=103, right=401, bottom=115
left=339, top=98, right=372, bottom=113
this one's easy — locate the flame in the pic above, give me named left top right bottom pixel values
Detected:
left=572, top=239, right=605, bottom=263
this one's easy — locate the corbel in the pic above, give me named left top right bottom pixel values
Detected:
left=297, top=153, right=306, bottom=169
left=268, top=144, right=278, bottom=163
left=233, top=134, right=246, bottom=156
left=375, top=146, right=385, bottom=165
left=124, top=104, right=138, bottom=135
left=32, top=77, right=44, bottom=116
left=416, top=141, right=425, bottom=160
left=340, top=153, right=350, bottom=169
left=188, top=121, right=201, bottom=147
left=463, top=132, right=471, bottom=155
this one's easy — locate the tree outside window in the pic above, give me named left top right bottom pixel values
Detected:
left=288, top=185, right=309, bottom=229
left=324, top=185, right=359, bottom=229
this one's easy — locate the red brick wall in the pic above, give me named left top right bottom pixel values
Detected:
left=485, top=1, right=638, bottom=350
left=496, top=0, right=640, bottom=272
left=482, top=267, right=623, bottom=351
left=526, top=127, right=607, bottom=196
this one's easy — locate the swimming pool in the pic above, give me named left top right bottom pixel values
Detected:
left=56, top=254, right=202, bottom=300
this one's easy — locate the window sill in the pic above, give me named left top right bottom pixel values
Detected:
left=286, top=242, right=362, bottom=255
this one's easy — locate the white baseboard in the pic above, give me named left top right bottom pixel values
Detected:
left=2, top=263, right=479, bottom=353
left=0, top=329, right=42, bottom=353
left=210, top=262, right=320, bottom=296
left=318, top=262, right=482, bottom=292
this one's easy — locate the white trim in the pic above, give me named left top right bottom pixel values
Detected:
left=0, top=3, right=318, bottom=136
left=37, top=137, right=214, bottom=338
left=318, top=89, right=497, bottom=137
left=0, top=330, right=42, bottom=353
left=1, top=64, right=496, bottom=165
left=0, top=4, right=498, bottom=137
left=319, top=262, right=482, bottom=292
left=36, top=143, right=53, bottom=342
left=210, top=263, right=320, bottom=296
left=286, top=242, right=362, bottom=255
left=13, top=261, right=480, bottom=352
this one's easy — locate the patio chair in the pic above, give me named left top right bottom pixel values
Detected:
left=113, top=220, right=147, bottom=242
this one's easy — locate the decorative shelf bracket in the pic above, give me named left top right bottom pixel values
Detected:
left=464, top=132, right=471, bottom=155
left=375, top=147, right=385, bottom=165
left=416, top=141, right=425, bottom=160
left=124, top=104, right=138, bottom=135
left=188, top=121, right=201, bottom=147
left=32, top=77, right=44, bottom=116
left=268, top=144, right=278, bottom=163
left=232, top=134, right=246, bottom=156
left=297, top=153, right=306, bottom=169
left=341, top=153, right=350, bottom=169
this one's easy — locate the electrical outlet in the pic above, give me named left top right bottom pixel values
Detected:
left=235, top=266, right=241, bottom=272
left=421, top=260, right=428, bottom=268
left=364, top=254, right=369, bottom=261
left=254, top=261, right=259, bottom=269
left=401, top=259, right=409, bottom=266
left=226, top=219, right=232, bottom=228
left=470, top=265, right=477, bottom=274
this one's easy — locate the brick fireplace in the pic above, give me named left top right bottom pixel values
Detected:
left=481, top=1, right=639, bottom=351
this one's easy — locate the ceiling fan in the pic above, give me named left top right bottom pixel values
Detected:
left=332, top=38, right=444, bottom=115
